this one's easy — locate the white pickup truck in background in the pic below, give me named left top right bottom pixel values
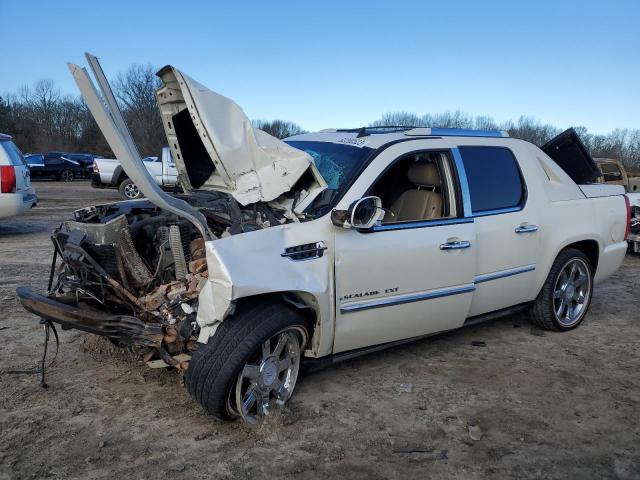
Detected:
left=91, top=146, right=178, bottom=199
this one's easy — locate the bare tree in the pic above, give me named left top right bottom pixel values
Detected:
left=252, top=119, right=306, bottom=139
left=370, top=112, right=424, bottom=127
left=2, top=72, right=639, bottom=174
left=113, top=64, right=165, bottom=157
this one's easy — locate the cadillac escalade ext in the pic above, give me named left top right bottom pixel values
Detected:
left=16, top=54, right=630, bottom=426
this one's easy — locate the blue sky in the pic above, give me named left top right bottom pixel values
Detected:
left=2, top=0, right=638, bottom=133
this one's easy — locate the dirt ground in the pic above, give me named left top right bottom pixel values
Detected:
left=0, top=181, right=638, bottom=480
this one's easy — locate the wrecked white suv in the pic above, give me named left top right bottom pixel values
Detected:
left=17, top=55, right=630, bottom=425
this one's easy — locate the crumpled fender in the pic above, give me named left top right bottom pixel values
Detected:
left=196, top=218, right=335, bottom=357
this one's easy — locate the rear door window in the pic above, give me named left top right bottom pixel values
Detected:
left=45, top=158, right=63, bottom=165
left=459, top=146, right=525, bottom=214
left=26, top=155, right=44, bottom=165
left=1, top=141, right=27, bottom=166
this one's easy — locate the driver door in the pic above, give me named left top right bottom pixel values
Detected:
left=332, top=145, right=477, bottom=353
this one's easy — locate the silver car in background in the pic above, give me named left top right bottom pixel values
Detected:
left=0, top=134, right=37, bottom=219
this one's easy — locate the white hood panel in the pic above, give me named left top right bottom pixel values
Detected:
left=157, top=67, right=318, bottom=206
left=68, top=55, right=213, bottom=240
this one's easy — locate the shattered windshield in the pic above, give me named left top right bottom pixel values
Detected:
left=285, top=140, right=375, bottom=218
left=285, top=140, right=373, bottom=191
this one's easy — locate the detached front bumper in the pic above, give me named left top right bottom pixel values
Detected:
left=16, top=287, right=163, bottom=347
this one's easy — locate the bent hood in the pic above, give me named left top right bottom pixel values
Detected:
left=155, top=66, right=325, bottom=206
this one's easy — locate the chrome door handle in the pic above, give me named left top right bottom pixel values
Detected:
left=439, top=240, right=471, bottom=250
left=515, top=224, right=539, bottom=234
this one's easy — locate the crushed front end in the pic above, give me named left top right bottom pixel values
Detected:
left=17, top=192, right=292, bottom=369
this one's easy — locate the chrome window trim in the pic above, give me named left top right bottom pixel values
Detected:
left=456, top=145, right=528, bottom=217
left=340, top=284, right=476, bottom=314
left=368, top=216, right=474, bottom=233
left=472, top=206, right=523, bottom=218
left=450, top=148, right=473, bottom=218
left=474, top=264, right=536, bottom=284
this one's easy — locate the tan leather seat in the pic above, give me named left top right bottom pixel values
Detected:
left=389, top=163, right=443, bottom=222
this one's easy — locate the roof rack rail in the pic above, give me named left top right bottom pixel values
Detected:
left=405, top=127, right=509, bottom=138
left=336, top=126, right=419, bottom=133
left=333, top=126, right=509, bottom=138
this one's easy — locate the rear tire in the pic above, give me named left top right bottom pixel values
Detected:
left=118, top=178, right=142, bottom=200
left=530, top=248, right=593, bottom=331
left=185, top=299, right=308, bottom=423
left=59, top=169, right=74, bottom=182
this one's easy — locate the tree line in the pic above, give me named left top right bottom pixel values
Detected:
left=370, top=112, right=640, bottom=171
left=0, top=65, right=637, bottom=172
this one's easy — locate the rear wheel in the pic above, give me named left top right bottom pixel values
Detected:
left=60, top=169, right=74, bottom=182
left=185, top=300, right=308, bottom=425
left=530, top=248, right=593, bottom=331
left=118, top=178, right=142, bottom=200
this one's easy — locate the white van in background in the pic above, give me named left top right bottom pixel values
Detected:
left=0, top=134, right=37, bottom=219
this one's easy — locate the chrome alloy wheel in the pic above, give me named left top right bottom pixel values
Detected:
left=553, top=258, right=591, bottom=327
left=124, top=182, right=140, bottom=199
left=232, top=327, right=306, bottom=426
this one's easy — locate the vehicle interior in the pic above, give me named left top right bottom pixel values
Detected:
left=368, top=151, right=456, bottom=223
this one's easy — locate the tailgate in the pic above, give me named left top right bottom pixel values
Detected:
left=541, top=128, right=600, bottom=185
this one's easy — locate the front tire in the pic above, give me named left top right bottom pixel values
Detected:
left=530, top=248, right=593, bottom=331
left=185, top=299, right=308, bottom=425
left=118, top=178, right=142, bottom=200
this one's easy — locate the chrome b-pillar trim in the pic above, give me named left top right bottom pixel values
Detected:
left=451, top=148, right=473, bottom=218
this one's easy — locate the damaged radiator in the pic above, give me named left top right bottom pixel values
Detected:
left=64, top=215, right=153, bottom=288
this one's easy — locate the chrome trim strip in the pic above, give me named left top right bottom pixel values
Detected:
left=472, top=206, right=523, bottom=217
left=340, top=284, right=475, bottom=314
left=339, top=265, right=536, bottom=314
left=369, top=216, right=473, bottom=233
left=474, top=264, right=536, bottom=284
left=450, top=148, right=473, bottom=217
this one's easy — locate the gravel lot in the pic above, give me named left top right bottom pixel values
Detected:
left=1, top=181, right=639, bottom=479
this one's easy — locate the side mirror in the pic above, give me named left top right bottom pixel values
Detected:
left=331, top=196, right=384, bottom=230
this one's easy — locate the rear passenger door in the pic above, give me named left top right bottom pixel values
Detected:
left=456, top=146, right=540, bottom=317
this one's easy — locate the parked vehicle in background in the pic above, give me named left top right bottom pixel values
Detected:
left=627, top=193, right=640, bottom=253
left=25, top=152, right=86, bottom=181
left=0, top=134, right=37, bottom=219
left=65, top=153, right=103, bottom=178
left=595, top=158, right=640, bottom=193
left=92, top=146, right=178, bottom=199
left=16, top=55, right=630, bottom=426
